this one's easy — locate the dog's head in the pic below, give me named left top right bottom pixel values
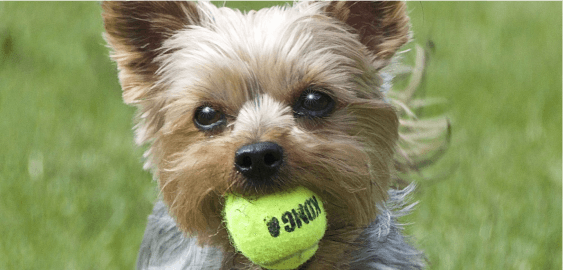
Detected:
left=103, top=1, right=409, bottom=266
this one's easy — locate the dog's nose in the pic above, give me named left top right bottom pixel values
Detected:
left=234, top=142, right=283, bottom=182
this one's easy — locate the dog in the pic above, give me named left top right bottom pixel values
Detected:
left=102, top=1, right=444, bottom=269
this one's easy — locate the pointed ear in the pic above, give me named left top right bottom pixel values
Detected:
left=102, top=1, right=201, bottom=103
left=325, top=1, right=410, bottom=62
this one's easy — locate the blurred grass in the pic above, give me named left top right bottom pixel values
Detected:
left=404, top=2, right=561, bottom=270
left=0, top=2, right=155, bottom=269
left=0, top=2, right=560, bottom=270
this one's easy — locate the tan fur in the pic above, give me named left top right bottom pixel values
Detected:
left=103, top=1, right=412, bottom=269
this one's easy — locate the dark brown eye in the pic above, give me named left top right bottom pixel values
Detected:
left=293, top=89, right=335, bottom=118
left=194, top=105, right=226, bottom=131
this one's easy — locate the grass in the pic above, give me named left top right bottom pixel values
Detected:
left=0, top=2, right=560, bottom=269
left=405, top=3, right=561, bottom=269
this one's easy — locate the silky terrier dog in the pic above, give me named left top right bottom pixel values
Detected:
left=103, top=1, right=446, bottom=269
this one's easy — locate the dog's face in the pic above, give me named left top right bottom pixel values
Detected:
left=103, top=1, right=409, bottom=267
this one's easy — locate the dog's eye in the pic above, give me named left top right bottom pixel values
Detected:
left=194, top=105, right=226, bottom=131
left=293, top=89, right=335, bottom=118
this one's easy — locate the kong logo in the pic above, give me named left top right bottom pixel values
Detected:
left=264, top=196, right=322, bottom=238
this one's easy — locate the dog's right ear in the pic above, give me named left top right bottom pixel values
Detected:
left=102, top=1, right=201, bottom=104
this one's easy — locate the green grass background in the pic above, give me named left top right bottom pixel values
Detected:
left=0, top=2, right=560, bottom=269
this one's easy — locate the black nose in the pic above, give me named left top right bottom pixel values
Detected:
left=234, top=142, right=283, bottom=182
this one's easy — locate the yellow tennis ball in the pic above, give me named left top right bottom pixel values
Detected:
left=223, top=186, right=326, bottom=270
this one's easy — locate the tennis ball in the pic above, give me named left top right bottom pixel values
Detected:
left=223, top=186, right=326, bottom=270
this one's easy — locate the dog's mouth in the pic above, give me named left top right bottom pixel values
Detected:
left=259, top=243, right=319, bottom=269
left=296, top=258, right=314, bottom=270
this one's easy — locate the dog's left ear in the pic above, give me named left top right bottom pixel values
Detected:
left=325, top=1, right=410, bottom=63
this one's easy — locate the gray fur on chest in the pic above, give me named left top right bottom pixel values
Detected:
left=136, top=185, right=425, bottom=270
